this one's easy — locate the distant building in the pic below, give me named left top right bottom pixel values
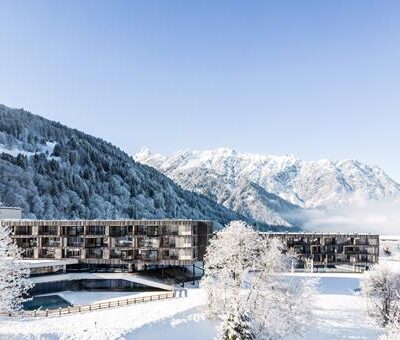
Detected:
left=264, top=232, right=379, bottom=270
left=0, top=206, right=22, bottom=219
left=6, top=219, right=212, bottom=272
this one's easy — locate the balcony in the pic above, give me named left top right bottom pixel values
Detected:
left=38, top=227, right=58, bottom=236
left=42, top=238, right=61, bottom=247
left=162, top=255, right=179, bottom=260
left=116, top=237, right=133, bottom=247
left=110, top=226, right=133, bottom=237
left=85, top=226, right=105, bottom=236
left=22, top=249, right=35, bottom=258
left=85, top=238, right=105, bottom=248
left=335, top=239, right=353, bottom=246
left=14, top=227, right=32, bottom=236
left=86, top=249, right=103, bottom=259
left=140, top=250, right=158, bottom=262
left=67, top=241, right=84, bottom=247
left=16, top=239, right=37, bottom=248
left=162, top=226, right=179, bottom=236
left=66, top=250, right=81, bottom=258
left=176, top=239, right=192, bottom=248
left=110, top=248, right=134, bottom=260
left=135, top=226, right=146, bottom=236
left=146, top=226, right=159, bottom=237
left=178, top=226, right=192, bottom=236
left=121, top=250, right=134, bottom=260
left=110, top=250, right=122, bottom=259
left=161, top=236, right=176, bottom=248
left=62, top=227, right=84, bottom=237
left=38, top=250, right=55, bottom=259
left=144, top=238, right=160, bottom=248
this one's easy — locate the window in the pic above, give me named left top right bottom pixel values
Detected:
left=147, top=226, right=158, bottom=236
left=141, top=250, right=158, bottom=261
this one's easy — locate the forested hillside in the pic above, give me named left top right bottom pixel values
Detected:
left=0, top=104, right=249, bottom=227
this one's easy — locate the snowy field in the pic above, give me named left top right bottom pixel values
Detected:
left=0, top=273, right=384, bottom=339
left=1, top=236, right=399, bottom=339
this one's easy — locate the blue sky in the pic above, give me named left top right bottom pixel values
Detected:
left=1, top=1, right=399, bottom=180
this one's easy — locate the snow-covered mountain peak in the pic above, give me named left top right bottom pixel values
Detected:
left=135, top=147, right=153, bottom=159
left=135, top=148, right=400, bottom=228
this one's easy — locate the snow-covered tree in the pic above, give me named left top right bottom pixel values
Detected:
left=246, top=237, right=316, bottom=339
left=382, top=306, right=400, bottom=339
left=201, top=221, right=259, bottom=318
left=379, top=298, right=400, bottom=339
left=362, top=263, right=400, bottom=327
left=202, top=221, right=316, bottom=340
left=221, top=297, right=255, bottom=340
left=0, top=223, right=33, bottom=314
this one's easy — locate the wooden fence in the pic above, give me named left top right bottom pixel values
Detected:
left=2, top=291, right=176, bottom=318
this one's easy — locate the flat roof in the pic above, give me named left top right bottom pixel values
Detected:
left=17, top=259, right=79, bottom=269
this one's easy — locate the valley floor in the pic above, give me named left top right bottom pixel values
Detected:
left=0, top=273, right=383, bottom=340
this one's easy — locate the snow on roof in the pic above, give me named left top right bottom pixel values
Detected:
left=18, top=259, right=78, bottom=268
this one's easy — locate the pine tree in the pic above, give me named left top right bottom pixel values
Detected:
left=222, top=301, right=255, bottom=340
left=0, top=222, right=33, bottom=314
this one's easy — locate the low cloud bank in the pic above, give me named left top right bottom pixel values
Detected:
left=296, top=199, right=400, bottom=235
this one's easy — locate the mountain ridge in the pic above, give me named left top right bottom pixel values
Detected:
left=0, top=104, right=261, bottom=229
left=135, top=147, right=400, bottom=227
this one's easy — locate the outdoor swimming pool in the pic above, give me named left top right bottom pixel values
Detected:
left=23, top=295, right=72, bottom=311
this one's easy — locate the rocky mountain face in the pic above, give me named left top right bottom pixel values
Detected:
left=0, top=104, right=252, bottom=228
left=135, top=148, right=400, bottom=228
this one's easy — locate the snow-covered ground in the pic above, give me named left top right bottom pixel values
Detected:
left=0, top=289, right=213, bottom=340
left=291, top=274, right=381, bottom=339
left=1, top=236, right=399, bottom=339
left=0, top=141, right=56, bottom=159
left=0, top=273, right=384, bottom=339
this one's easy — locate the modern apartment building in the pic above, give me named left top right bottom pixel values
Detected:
left=6, top=219, right=212, bottom=272
left=264, top=232, right=379, bottom=269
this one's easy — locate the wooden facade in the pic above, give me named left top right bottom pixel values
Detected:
left=264, top=232, right=379, bottom=269
left=6, top=219, right=212, bottom=271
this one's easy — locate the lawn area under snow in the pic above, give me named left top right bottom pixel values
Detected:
left=0, top=273, right=384, bottom=340
left=1, top=236, right=399, bottom=339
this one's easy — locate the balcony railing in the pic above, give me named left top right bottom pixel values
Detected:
left=14, top=229, right=32, bottom=236
left=62, top=231, right=84, bottom=237
left=39, top=252, right=55, bottom=259
left=116, top=237, right=133, bottom=247
left=42, top=241, right=61, bottom=247
left=162, top=255, right=179, bottom=260
left=86, top=250, right=103, bottom=259
left=67, top=242, right=84, bottom=247
left=21, top=249, right=35, bottom=258
left=39, top=228, right=58, bottom=236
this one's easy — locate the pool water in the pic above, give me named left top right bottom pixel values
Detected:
left=23, top=295, right=72, bottom=310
